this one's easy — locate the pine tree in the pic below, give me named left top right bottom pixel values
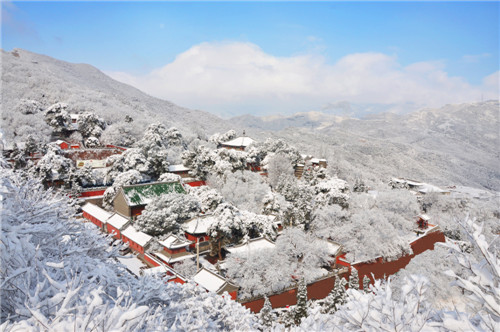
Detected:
left=363, top=275, right=371, bottom=292
left=321, top=276, right=349, bottom=314
left=294, top=278, right=308, bottom=324
left=335, top=277, right=348, bottom=310
left=349, top=267, right=360, bottom=290
left=259, top=296, right=273, bottom=327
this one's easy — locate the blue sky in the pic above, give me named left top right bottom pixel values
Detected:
left=2, top=1, right=499, bottom=116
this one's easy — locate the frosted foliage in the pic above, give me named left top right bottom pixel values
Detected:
left=214, top=148, right=248, bottom=175
left=440, top=220, right=500, bottom=330
left=136, top=193, right=201, bottom=236
left=189, top=186, right=224, bottom=213
left=313, top=177, right=350, bottom=208
left=44, top=102, right=73, bottom=135
left=0, top=167, right=260, bottom=331
left=105, top=148, right=147, bottom=183
left=173, top=258, right=198, bottom=279
left=295, top=278, right=308, bottom=323
left=266, top=153, right=294, bottom=189
left=259, top=296, right=274, bottom=327
left=85, top=136, right=100, bottom=148
left=246, top=138, right=302, bottom=167
left=215, top=170, right=270, bottom=213
left=102, top=170, right=143, bottom=210
left=29, top=145, right=73, bottom=183
left=100, top=120, right=140, bottom=147
left=224, top=228, right=331, bottom=299
left=77, top=111, right=106, bottom=139
left=208, top=203, right=276, bottom=243
left=391, top=243, right=470, bottom=311
left=182, top=145, right=217, bottom=181
left=158, top=172, right=182, bottom=183
left=299, top=276, right=435, bottom=332
left=209, top=130, right=236, bottom=145
left=313, top=197, right=414, bottom=262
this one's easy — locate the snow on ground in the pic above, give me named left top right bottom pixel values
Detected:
left=116, top=255, right=147, bottom=277
left=449, top=185, right=498, bottom=201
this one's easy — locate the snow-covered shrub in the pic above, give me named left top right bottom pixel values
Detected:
left=213, top=170, right=270, bottom=214
left=0, top=166, right=261, bottom=330
left=136, top=193, right=201, bottom=236
left=189, top=185, right=225, bottom=213
left=77, top=111, right=106, bottom=139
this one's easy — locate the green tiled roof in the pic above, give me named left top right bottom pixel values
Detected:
left=123, top=182, right=185, bottom=206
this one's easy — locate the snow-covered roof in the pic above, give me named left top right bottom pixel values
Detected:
left=193, top=268, right=228, bottom=293
left=121, top=181, right=185, bottom=206
left=122, top=226, right=153, bottom=247
left=325, top=240, right=341, bottom=256
left=106, top=213, right=129, bottom=230
left=418, top=214, right=430, bottom=221
left=221, top=136, right=255, bottom=148
left=226, top=237, right=276, bottom=256
left=418, top=184, right=449, bottom=194
left=159, top=234, right=192, bottom=249
left=55, top=140, right=67, bottom=145
left=310, top=158, right=327, bottom=164
left=116, top=255, right=147, bottom=277
left=182, top=215, right=217, bottom=235
left=153, top=251, right=195, bottom=264
left=82, top=203, right=112, bottom=222
left=168, top=164, right=190, bottom=172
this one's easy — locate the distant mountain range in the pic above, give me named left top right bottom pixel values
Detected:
left=1, top=48, right=232, bottom=142
left=2, top=48, right=498, bottom=191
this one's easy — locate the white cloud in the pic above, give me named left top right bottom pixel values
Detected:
left=107, top=41, right=499, bottom=117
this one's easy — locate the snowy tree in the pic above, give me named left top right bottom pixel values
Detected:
left=362, top=275, right=371, bottom=291
left=136, top=193, right=200, bottom=236
left=172, top=258, right=198, bottom=278
left=182, top=145, right=217, bottom=181
left=44, top=102, right=73, bottom=136
left=208, top=203, right=276, bottom=259
left=164, top=127, right=185, bottom=147
left=85, top=136, right=100, bottom=148
left=105, top=148, right=149, bottom=184
left=0, top=166, right=261, bottom=330
left=29, top=144, right=73, bottom=186
left=321, top=277, right=347, bottom=314
left=259, top=296, right=274, bottom=327
left=313, top=177, right=350, bottom=208
left=212, top=170, right=270, bottom=214
left=247, top=138, right=302, bottom=167
left=261, top=191, right=287, bottom=218
left=77, top=111, right=106, bottom=139
left=299, top=276, right=435, bottom=331
left=9, top=144, right=27, bottom=169
left=440, top=219, right=499, bottom=330
left=295, top=278, right=308, bottom=324
left=102, top=170, right=143, bottom=210
left=209, top=129, right=236, bottom=145
left=349, top=268, right=360, bottom=290
left=158, top=172, right=182, bottom=183
left=266, top=153, right=295, bottom=189
left=189, top=186, right=224, bottom=213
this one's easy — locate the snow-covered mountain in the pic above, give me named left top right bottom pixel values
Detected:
left=241, top=101, right=499, bottom=191
left=2, top=48, right=498, bottom=191
left=1, top=48, right=233, bottom=143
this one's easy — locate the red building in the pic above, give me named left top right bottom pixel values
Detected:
left=81, top=202, right=111, bottom=230
left=121, top=226, right=153, bottom=255
left=55, top=140, right=69, bottom=150
left=105, top=213, right=130, bottom=240
left=181, top=215, right=216, bottom=251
